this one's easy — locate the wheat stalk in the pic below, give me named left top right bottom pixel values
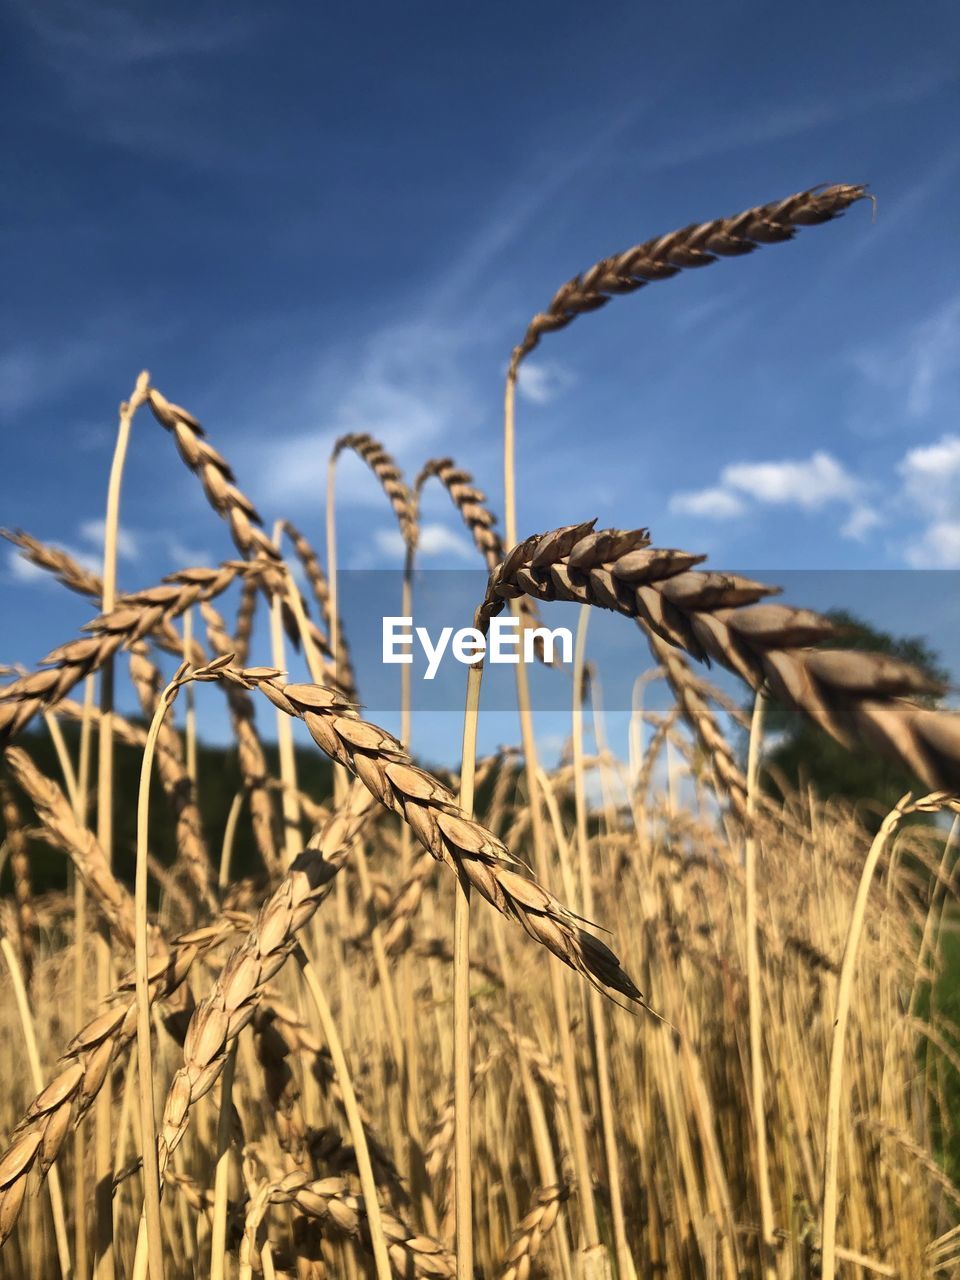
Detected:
left=477, top=521, right=960, bottom=790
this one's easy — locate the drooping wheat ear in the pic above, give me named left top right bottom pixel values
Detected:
left=498, top=1184, right=570, bottom=1280
left=0, top=780, right=36, bottom=983
left=643, top=628, right=749, bottom=816
left=415, top=457, right=546, bottom=646
left=146, top=386, right=282, bottom=566
left=334, top=433, right=418, bottom=549
left=201, top=600, right=282, bottom=874
left=4, top=747, right=139, bottom=951
left=508, top=184, right=867, bottom=373
left=247, top=675, right=641, bottom=1001
left=241, top=1167, right=455, bottom=1280
left=156, top=786, right=371, bottom=1179
left=478, top=521, right=960, bottom=790
left=1, top=527, right=192, bottom=659
left=127, top=645, right=218, bottom=914
left=0, top=560, right=258, bottom=742
left=281, top=520, right=358, bottom=699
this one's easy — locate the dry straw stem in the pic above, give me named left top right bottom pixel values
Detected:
left=478, top=520, right=960, bottom=790
left=499, top=1183, right=570, bottom=1280
left=0, top=560, right=260, bottom=743
left=508, top=183, right=867, bottom=373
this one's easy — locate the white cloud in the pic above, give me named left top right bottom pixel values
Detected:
left=516, top=360, right=575, bottom=406
left=373, top=523, right=474, bottom=561
left=904, top=520, right=960, bottom=569
left=722, top=451, right=860, bottom=509
left=840, top=504, right=883, bottom=542
left=667, top=450, right=863, bottom=533
left=78, top=517, right=140, bottom=562
left=669, top=487, right=745, bottom=519
left=897, top=435, right=960, bottom=515
left=896, top=435, right=960, bottom=567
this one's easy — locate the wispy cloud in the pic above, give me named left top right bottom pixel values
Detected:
left=669, top=487, right=746, bottom=519
left=373, top=523, right=474, bottom=562
left=77, top=517, right=140, bottom=562
left=851, top=293, right=960, bottom=421
left=516, top=359, right=576, bottom=406
left=243, top=323, right=479, bottom=513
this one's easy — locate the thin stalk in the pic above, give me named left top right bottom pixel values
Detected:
left=744, top=692, right=776, bottom=1278
left=135, top=671, right=187, bottom=1280
left=0, top=931, right=72, bottom=1279
left=573, top=606, right=632, bottom=1279
left=74, top=675, right=95, bottom=1280
left=295, top=946, right=393, bottom=1280
left=183, top=608, right=198, bottom=785
left=270, top=523, right=301, bottom=863
left=209, top=1042, right=238, bottom=1280
left=820, top=797, right=910, bottom=1280
left=218, top=790, right=244, bottom=890
left=454, top=661, right=483, bottom=1280
left=96, top=369, right=149, bottom=1280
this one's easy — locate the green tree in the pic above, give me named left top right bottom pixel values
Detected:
left=762, top=608, right=950, bottom=814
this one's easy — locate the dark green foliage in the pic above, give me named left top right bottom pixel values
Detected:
left=763, top=609, right=950, bottom=816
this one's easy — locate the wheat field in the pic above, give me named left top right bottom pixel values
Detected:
left=1, top=184, right=959, bottom=1280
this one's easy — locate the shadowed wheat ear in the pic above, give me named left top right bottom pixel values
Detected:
left=239, top=1165, right=455, bottom=1280
left=477, top=521, right=960, bottom=790
left=0, top=781, right=35, bottom=984
left=498, top=1183, right=570, bottom=1280
left=508, top=183, right=867, bottom=373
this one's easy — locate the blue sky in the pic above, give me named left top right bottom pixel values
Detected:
left=2, top=1, right=959, bottom=761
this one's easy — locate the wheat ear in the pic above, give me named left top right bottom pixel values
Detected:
left=0, top=561, right=259, bottom=742
left=333, top=433, right=418, bottom=549
left=0, top=781, right=36, bottom=984
left=509, top=183, right=867, bottom=372
left=478, top=521, right=960, bottom=790
left=498, top=1184, right=570, bottom=1280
